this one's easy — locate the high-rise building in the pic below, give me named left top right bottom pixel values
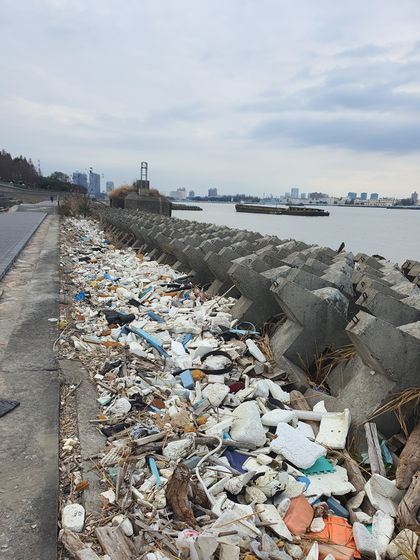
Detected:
left=169, top=187, right=187, bottom=200
left=300, top=193, right=307, bottom=199
left=72, top=172, right=88, bottom=188
left=309, top=192, right=328, bottom=200
left=106, top=181, right=114, bottom=193
left=360, top=192, right=367, bottom=200
left=347, top=192, right=357, bottom=200
left=411, top=191, right=418, bottom=204
left=89, top=171, right=101, bottom=197
left=285, top=192, right=290, bottom=198
left=188, top=190, right=195, bottom=198
left=370, top=193, right=379, bottom=201
left=291, top=187, right=299, bottom=199
left=208, top=187, right=218, bottom=197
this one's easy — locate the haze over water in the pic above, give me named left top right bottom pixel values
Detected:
left=173, top=202, right=420, bottom=264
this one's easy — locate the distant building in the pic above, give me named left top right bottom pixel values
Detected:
left=106, top=181, right=114, bottom=193
left=411, top=191, right=418, bottom=204
left=169, top=187, right=187, bottom=200
left=89, top=171, right=101, bottom=197
left=370, top=193, right=379, bottom=201
left=360, top=192, right=367, bottom=200
left=285, top=192, right=290, bottom=198
left=347, top=192, right=357, bottom=200
left=208, top=187, right=218, bottom=197
left=309, top=192, right=328, bottom=200
left=188, top=190, right=195, bottom=198
left=300, top=193, right=307, bottom=199
left=72, top=172, right=88, bottom=188
left=291, top=187, right=299, bottom=199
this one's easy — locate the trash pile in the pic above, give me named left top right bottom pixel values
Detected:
left=58, top=218, right=420, bottom=560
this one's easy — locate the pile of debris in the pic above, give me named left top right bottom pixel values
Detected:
left=58, top=217, right=420, bottom=560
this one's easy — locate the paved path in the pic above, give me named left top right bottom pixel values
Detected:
left=0, top=216, right=59, bottom=560
left=0, top=212, right=47, bottom=280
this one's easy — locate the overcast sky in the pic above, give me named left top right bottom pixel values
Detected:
left=2, top=0, right=420, bottom=197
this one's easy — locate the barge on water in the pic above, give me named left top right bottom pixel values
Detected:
left=235, top=204, right=330, bottom=216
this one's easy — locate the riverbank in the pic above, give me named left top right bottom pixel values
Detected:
left=55, top=210, right=420, bottom=558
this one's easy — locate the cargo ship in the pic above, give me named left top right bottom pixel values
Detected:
left=235, top=204, right=330, bottom=216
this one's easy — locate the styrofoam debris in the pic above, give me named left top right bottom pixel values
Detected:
left=365, top=474, right=405, bottom=517
left=62, top=503, right=85, bottom=533
left=231, top=401, right=267, bottom=447
left=270, top=423, right=326, bottom=469
left=315, top=409, right=350, bottom=449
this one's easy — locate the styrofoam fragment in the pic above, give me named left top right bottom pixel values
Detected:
left=255, top=503, right=293, bottom=541
left=270, top=423, right=326, bottom=469
left=315, top=409, right=350, bottom=449
left=262, top=409, right=296, bottom=426
left=306, top=465, right=356, bottom=498
left=365, top=474, right=405, bottom=517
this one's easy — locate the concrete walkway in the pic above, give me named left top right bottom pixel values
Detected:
left=0, top=212, right=47, bottom=280
left=0, top=215, right=59, bottom=560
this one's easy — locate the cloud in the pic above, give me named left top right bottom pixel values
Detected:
left=252, top=114, right=420, bottom=153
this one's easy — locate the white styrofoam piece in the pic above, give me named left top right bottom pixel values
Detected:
left=246, top=339, right=266, bottom=363
left=315, top=409, right=351, bottom=449
left=306, top=465, right=356, bottom=498
left=261, top=409, right=296, bottom=426
left=365, top=474, right=405, bottom=517
left=353, top=511, right=394, bottom=558
left=202, top=384, right=229, bottom=407
left=231, top=401, right=267, bottom=447
left=255, top=503, right=293, bottom=541
left=270, top=423, right=326, bottom=469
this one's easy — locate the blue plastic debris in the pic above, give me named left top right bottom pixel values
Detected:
left=182, top=333, right=193, bottom=348
left=148, top=457, right=161, bottom=487
left=108, top=466, right=119, bottom=483
left=327, top=497, right=349, bottom=518
left=147, top=310, right=164, bottom=323
left=381, top=441, right=393, bottom=465
left=74, top=291, right=86, bottom=301
left=138, top=285, right=154, bottom=303
left=296, top=475, right=311, bottom=490
left=302, top=456, right=336, bottom=475
left=222, top=449, right=248, bottom=474
left=180, top=370, right=194, bottom=390
left=103, top=272, right=117, bottom=281
left=184, top=456, right=202, bottom=469
left=127, top=326, right=169, bottom=358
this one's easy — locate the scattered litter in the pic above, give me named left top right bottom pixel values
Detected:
left=56, top=217, right=420, bottom=560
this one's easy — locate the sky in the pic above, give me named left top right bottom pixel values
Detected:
left=1, top=0, right=420, bottom=197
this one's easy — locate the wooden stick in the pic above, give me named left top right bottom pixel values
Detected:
left=364, top=422, right=386, bottom=476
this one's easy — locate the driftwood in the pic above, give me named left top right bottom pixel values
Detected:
left=165, top=463, right=211, bottom=526
left=61, top=529, right=102, bottom=560
left=396, top=422, right=420, bottom=489
left=364, top=422, right=386, bottom=476
left=289, top=390, right=319, bottom=436
left=166, top=463, right=197, bottom=526
left=397, top=471, right=420, bottom=528
left=341, top=450, right=376, bottom=518
left=95, top=526, right=137, bottom=560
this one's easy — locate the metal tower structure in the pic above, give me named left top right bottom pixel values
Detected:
left=137, top=162, right=150, bottom=192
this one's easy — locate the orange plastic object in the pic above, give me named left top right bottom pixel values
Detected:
left=192, top=370, right=205, bottom=381
left=184, top=425, right=196, bottom=433
left=102, top=341, right=120, bottom=348
left=283, top=495, right=314, bottom=535
left=196, top=416, right=207, bottom=426
left=306, top=516, right=360, bottom=560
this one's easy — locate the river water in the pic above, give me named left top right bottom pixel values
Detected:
left=173, top=202, right=420, bottom=264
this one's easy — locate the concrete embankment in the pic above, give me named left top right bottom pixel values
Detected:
left=92, top=205, right=420, bottom=445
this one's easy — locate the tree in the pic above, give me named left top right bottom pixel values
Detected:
left=49, top=171, right=70, bottom=183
